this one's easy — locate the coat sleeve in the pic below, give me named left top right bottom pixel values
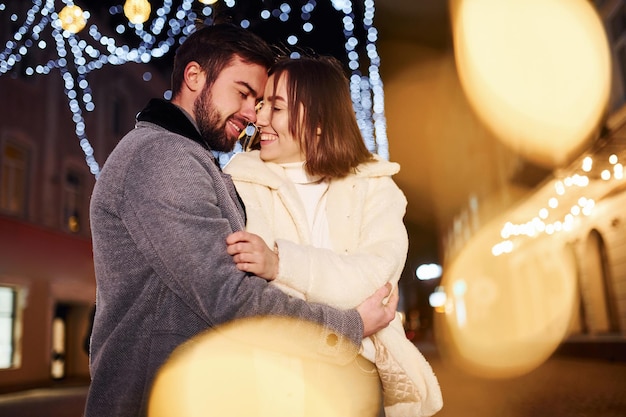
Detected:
left=120, top=137, right=363, bottom=350
left=274, top=175, right=409, bottom=309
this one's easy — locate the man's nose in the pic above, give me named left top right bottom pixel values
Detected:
left=242, top=99, right=258, bottom=123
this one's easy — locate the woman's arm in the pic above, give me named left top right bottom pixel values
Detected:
left=276, top=176, right=408, bottom=309
left=227, top=174, right=408, bottom=309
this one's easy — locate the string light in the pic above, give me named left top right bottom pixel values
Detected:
left=331, top=0, right=388, bottom=158
left=0, top=0, right=389, bottom=177
left=491, top=151, right=625, bottom=256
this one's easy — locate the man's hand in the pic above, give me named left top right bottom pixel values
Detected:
left=357, top=283, right=398, bottom=337
left=226, top=231, right=278, bottom=280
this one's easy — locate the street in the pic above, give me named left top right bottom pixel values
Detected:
left=422, top=342, right=626, bottom=417
left=1, top=343, right=625, bottom=417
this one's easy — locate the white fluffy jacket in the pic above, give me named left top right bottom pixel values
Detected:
left=225, top=151, right=442, bottom=416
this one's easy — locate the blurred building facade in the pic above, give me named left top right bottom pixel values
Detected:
left=430, top=0, right=626, bottom=369
left=506, top=0, right=626, bottom=348
left=564, top=0, right=626, bottom=345
left=554, top=0, right=626, bottom=347
left=0, top=17, right=169, bottom=389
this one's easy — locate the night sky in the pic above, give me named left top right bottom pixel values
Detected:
left=75, top=0, right=368, bottom=78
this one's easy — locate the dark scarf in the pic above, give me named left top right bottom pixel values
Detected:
left=136, top=98, right=210, bottom=151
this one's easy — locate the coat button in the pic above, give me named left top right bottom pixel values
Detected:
left=326, top=333, right=338, bottom=346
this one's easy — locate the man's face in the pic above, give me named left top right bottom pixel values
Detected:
left=194, top=57, right=267, bottom=152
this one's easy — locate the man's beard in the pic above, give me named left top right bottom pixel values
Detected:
left=194, top=85, right=235, bottom=153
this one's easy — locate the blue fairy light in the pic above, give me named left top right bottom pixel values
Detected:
left=0, top=0, right=389, bottom=175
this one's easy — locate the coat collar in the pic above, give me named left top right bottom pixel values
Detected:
left=136, top=99, right=211, bottom=151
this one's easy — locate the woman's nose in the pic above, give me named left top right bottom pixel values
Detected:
left=255, top=105, right=269, bottom=127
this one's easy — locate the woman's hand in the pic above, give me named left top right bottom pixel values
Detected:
left=226, top=231, right=278, bottom=280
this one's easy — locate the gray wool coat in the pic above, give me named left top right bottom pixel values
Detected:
left=84, top=99, right=363, bottom=417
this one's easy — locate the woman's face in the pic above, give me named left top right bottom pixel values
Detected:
left=256, top=73, right=305, bottom=164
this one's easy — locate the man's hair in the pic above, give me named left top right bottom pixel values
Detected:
left=171, top=24, right=274, bottom=97
left=268, top=55, right=374, bottom=178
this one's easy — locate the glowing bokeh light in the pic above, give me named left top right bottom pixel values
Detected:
left=123, top=0, right=152, bottom=25
left=451, top=0, right=611, bottom=168
left=415, top=263, right=443, bottom=280
left=58, top=5, right=87, bottom=34
left=436, top=229, right=577, bottom=378
left=148, top=316, right=380, bottom=417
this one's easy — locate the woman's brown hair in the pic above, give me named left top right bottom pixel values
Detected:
left=268, top=55, right=374, bottom=178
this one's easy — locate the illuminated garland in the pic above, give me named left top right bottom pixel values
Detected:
left=0, top=0, right=389, bottom=177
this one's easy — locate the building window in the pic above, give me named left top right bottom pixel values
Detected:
left=51, top=305, right=67, bottom=380
left=0, top=286, right=17, bottom=369
left=63, top=169, right=84, bottom=233
left=0, top=141, right=29, bottom=216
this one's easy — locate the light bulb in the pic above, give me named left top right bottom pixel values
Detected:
left=58, top=5, right=87, bottom=33
left=124, top=0, right=152, bottom=25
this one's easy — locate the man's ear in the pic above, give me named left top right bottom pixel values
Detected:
left=183, top=61, right=205, bottom=92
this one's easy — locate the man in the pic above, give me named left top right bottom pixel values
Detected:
left=85, top=23, right=398, bottom=417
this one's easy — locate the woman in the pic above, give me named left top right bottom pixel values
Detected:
left=224, top=55, right=442, bottom=417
